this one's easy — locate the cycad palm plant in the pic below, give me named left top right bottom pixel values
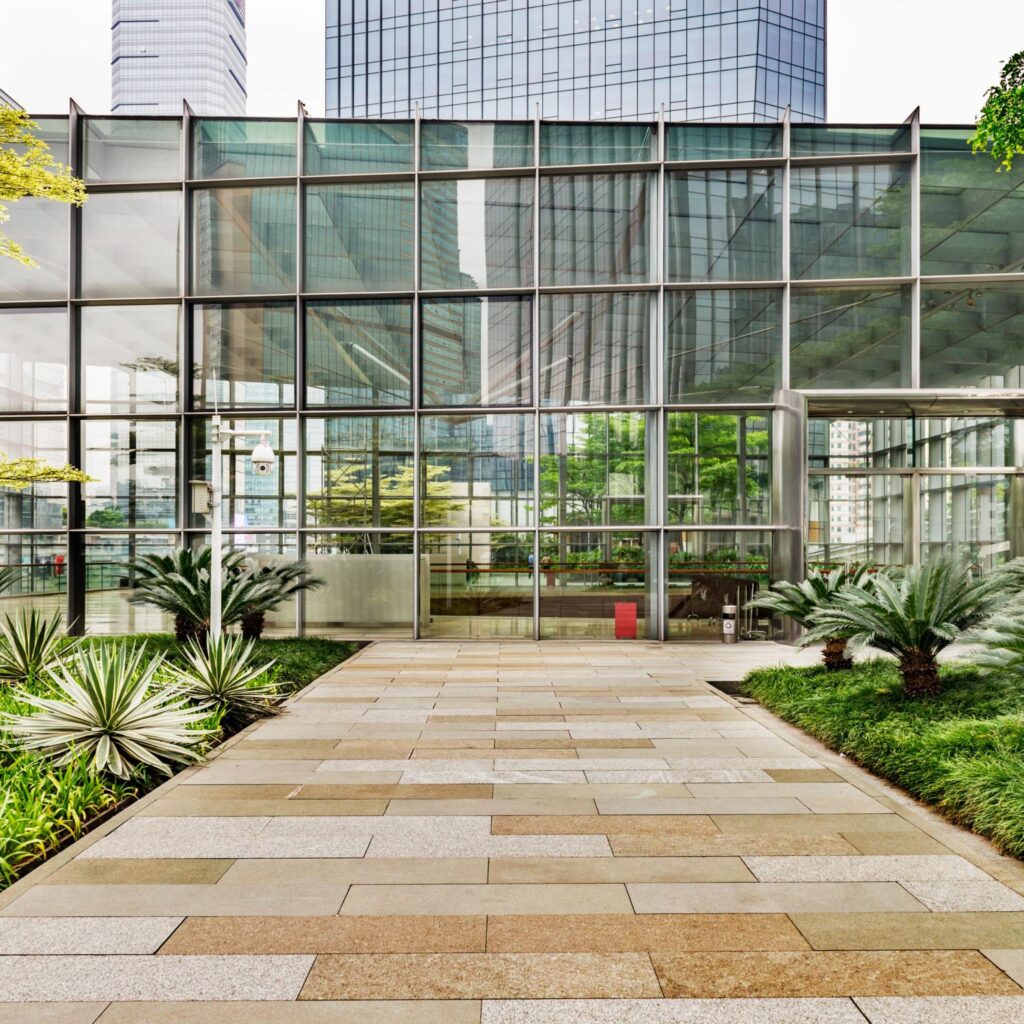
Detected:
left=803, top=557, right=1007, bottom=697
left=746, top=564, right=875, bottom=670
left=968, top=596, right=1024, bottom=679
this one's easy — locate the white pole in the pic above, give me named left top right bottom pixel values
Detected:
left=210, top=414, right=223, bottom=639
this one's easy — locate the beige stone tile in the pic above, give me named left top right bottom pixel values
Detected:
left=138, top=799, right=389, bottom=817
left=767, top=769, right=843, bottom=783
left=322, top=747, right=415, bottom=759
left=627, top=882, right=928, bottom=914
left=293, top=784, right=493, bottom=800
left=493, top=784, right=694, bottom=799
left=491, top=814, right=718, bottom=835
left=842, top=831, right=954, bottom=855
left=218, top=857, right=490, bottom=887
left=608, top=833, right=860, bottom=855
left=791, top=912, right=1024, bottom=950
left=385, top=799, right=598, bottom=816
left=94, top=1002, right=481, bottom=1023
left=713, top=814, right=908, bottom=834
left=299, top=952, right=662, bottom=999
left=44, top=859, right=232, bottom=886
left=153, top=785, right=298, bottom=800
left=0, top=1006, right=105, bottom=1024
left=983, top=949, right=1024, bottom=986
left=596, top=798, right=811, bottom=815
left=487, top=856, right=753, bottom=883
left=494, top=738, right=655, bottom=749
left=684, top=783, right=887, bottom=813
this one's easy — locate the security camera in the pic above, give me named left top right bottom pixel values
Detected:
left=250, top=434, right=276, bottom=476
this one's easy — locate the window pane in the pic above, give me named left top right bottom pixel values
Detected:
left=86, top=533, right=177, bottom=635
left=83, top=420, right=178, bottom=529
left=808, top=418, right=911, bottom=469
left=80, top=191, right=181, bottom=298
left=809, top=473, right=906, bottom=568
left=921, top=129, right=1024, bottom=275
left=191, top=418, right=297, bottom=528
left=82, top=305, right=179, bottom=414
left=304, top=121, right=413, bottom=174
left=0, top=198, right=68, bottom=299
left=667, top=170, right=781, bottom=281
left=666, top=124, right=782, bottom=161
left=790, top=125, right=910, bottom=156
left=540, top=412, right=651, bottom=525
left=915, top=417, right=1013, bottom=469
left=540, top=173, right=652, bottom=285
left=306, top=299, right=412, bottom=406
left=193, top=186, right=297, bottom=295
left=193, top=119, right=296, bottom=178
left=420, top=122, right=533, bottom=170
left=0, top=308, right=67, bottom=412
left=666, top=412, right=771, bottom=525
left=420, top=414, right=534, bottom=528
left=420, top=178, right=533, bottom=289
left=422, top=296, right=531, bottom=406
left=304, top=532, right=415, bottom=638
left=921, top=474, right=1010, bottom=573
left=540, top=291, right=651, bottom=405
left=0, top=534, right=66, bottom=617
left=665, top=289, right=782, bottom=403
left=305, top=416, right=415, bottom=527
left=790, top=287, right=912, bottom=389
left=193, top=303, right=295, bottom=407
left=0, top=421, right=68, bottom=529
left=541, top=123, right=654, bottom=165
left=791, top=163, right=910, bottom=280
left=305, top=183, right=413, bottom=291
left=84, top=118, right=181, bottom=181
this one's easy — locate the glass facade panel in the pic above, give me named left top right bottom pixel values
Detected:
left=539, top=413, right=650, bottom=526
left=0, top=533, right=67, bottom=618
left=305, top=416, right=415, bottom=528
left=667, top=170, right=780, bottom=281
left=790, top=125, right=911, bottom=156
left=193, top=186, right=297, bottom=295
left=420, top=178, right=533, bottom=289
left=80, top=191, right=181, bottom=298
left=809, top=473, right=906, bottom=569
left=193, top=119, right=297, bottom=178
left=422, top=296, right=531, bottom=407
left=666, top=125, right=782, bottom=162
left=81, top=305, right=179, bottom=414
left=808, top=418, right=911, bottom=470
left=666, top=413, right=771, bottom=526
left=921, top=474, right=1012, bottom=573
left=921, top=284, right=1024, bottom=389
left=86, top=533, right=178, bottom=636
left=193, top=303, right=296, bottom=408
left=84, top=118, right=181, bottom=181
left=539, top=291, right=651, bottom=406
left=791, top=163, right=911, bottom=280
left=0, top=198, right=69, bottom=300
left=921, top=129, right=1024, bottom=276
left=305, top=183, right=414, bottom=292
left=541, top=123, right=655, bottom=165
left=419, top=122, right=534, bottom=171
left=790, top=286, right=912, bottom=389
left=540, top=173, right=652, bottom=285
left=420, top=414, right=534, bottom=528
left=0, top=421, right=68, bottom=530
left=306, top=299, right=412, bottom=407
left=83, top=420, right=178, bottom=529
left=915, top=417, right=1013, bottom=469
left=0, top=308, right=67, bottom=412
left=304, top=120, right=414, bottom=174
left=665, top=289, right=782, bottom=403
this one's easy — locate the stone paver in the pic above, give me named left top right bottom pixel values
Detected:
left=3, top=639, right=1024, bottom=1022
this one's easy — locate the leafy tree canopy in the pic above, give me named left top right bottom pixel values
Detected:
left=0, top=455, right=93, bottom=489
left=970, top=51, right=1024, bottom=170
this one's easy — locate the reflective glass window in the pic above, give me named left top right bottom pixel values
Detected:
left=666, top=124, right=781, bottom=161
left=541, top=123, right=654, bottom=165
left=193, top=303, right=296, bottom=407
left=305, top=182, right=413, bottom=292
left=83, top=420, right=178, bottom=529
left=0, top=198, right=68, bottom=299
left=808, top=419, right=911, bottom=470
left=192, top=186, right=297, bottom=295
left=420, top=178, right=533, bottom=289
left=921, top=474, right=1010, bottom=573
left=304, top=120, right=413, bottom=174
left=0, top=308, right=67, bottom=412
left=914, top=418, right=1013, bottom=469
left=305, top=416, right=415, bottom=527
left=540, top=173, right=652, bottom=285
left=422, top=296, right=531, bottom=406
left=0, top=420, right=68, bottom=529
left=667, top=170, right=781, bottom=281
left=665, top=289, right=782, bottom=403
left=306, top=299, right=412, bottom=407
left=790, top=286, right=912, bottom=389
left=540, top=291, right=652, bottom=406
left=82, top=305, right=179, bottom=414
left=791, top=163, right=910, bottom=280
left=86, top=534, right=179, bottom=635
left=84, top=118, right=181, bottom=181
left=0, top=533, right=67, bottom=616
left=19, top=117, right=69, bottom=165
left=193, top=119, right=296, bottom=178
left=790, top=125, right=911, bottom=156
left=420, top=122, right=533, bottom=170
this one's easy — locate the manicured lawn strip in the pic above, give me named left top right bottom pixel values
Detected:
left=0, top=636, right=361, bottom=888
left=744, top=659, right=1024, bottom=859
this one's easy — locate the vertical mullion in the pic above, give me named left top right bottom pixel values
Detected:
left=780, top=106, right=791, bottom=393
left=655, top=106, right=666, bottom=640
left=909, top=107, right=921, bottom=390
left=532, top=105, right=541, bottom=640
left=412, top=104, right=422, bottom=639
left=66, top=100, right=84, bottom=635
left=179, top=102, right=192, bottom=558
left=295, top=103, right=307, bottom=637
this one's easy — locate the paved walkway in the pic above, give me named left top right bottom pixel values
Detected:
left=3, top=642, right=1024, bottom=1023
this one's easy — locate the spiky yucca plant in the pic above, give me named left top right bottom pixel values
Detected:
left=0, top=609, right=70, bottom=684
left=175, top=634, right=279, bottom=728
left=2, top=643, right=210, bottom=779
left=746, top=564, right=876, bottom=670
left=803, top=558, right=1007, bottom=697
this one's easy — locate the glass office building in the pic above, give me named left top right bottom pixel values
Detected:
left=2, top=112, right=1024, bottom=641
left=326, top=0, right=826, bottom=122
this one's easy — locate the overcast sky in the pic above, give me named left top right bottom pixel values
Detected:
left=4, top=1, right=1023, bottom=122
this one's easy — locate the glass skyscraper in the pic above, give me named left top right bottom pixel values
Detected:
left=112, top=0, right=247, bottom=115
left=326, top=1, right=826, bottom=122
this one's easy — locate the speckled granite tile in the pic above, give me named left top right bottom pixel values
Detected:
left=93, top=1001, right=482, bottom=1023
left=744, top=856, right=988, bottom=883
left=583, top=770, right=772, bottom=784
left=218, top=857, right=489, bottom=887
left=487, top=856, right=753, bottom=884
left=0, top=917, right=180, bottom=954
left=42, top=860, right=232, bottom=886
left=899, top=880, right=1024, bottom=912
left=790, top=912, right=1024, bottom=950
left=341, top=883, right=632, bottom=916
left=609, top=833, right=859, bottom=856
left=855, top=997, right=1024, bottom=1024
left=399, top=770, right=586, bottom=784
left=491, top=815, right=718, bottom=835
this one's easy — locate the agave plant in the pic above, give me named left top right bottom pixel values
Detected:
left=175, top=634, right=280, bottom=728
left=746, top=564, right=877, bottom=670
left=2, top=642, right=210, bottom=779
left=803, top=557, right=1008, bottom=697
left=0, top=609, right=72, bottom=685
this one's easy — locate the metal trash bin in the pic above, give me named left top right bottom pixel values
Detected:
left=721, top=604, right=737, bottom=643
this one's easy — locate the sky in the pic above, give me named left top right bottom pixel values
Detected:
left=3, top=1, right=1023, bottom=122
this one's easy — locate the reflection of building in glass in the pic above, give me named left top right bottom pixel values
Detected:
left=2, top=112, right=1024, bottom=641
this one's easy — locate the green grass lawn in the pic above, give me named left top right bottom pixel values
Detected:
left=0, top=635, right=361, bottom=888
left=744, top=659, right=1024, bottom=859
